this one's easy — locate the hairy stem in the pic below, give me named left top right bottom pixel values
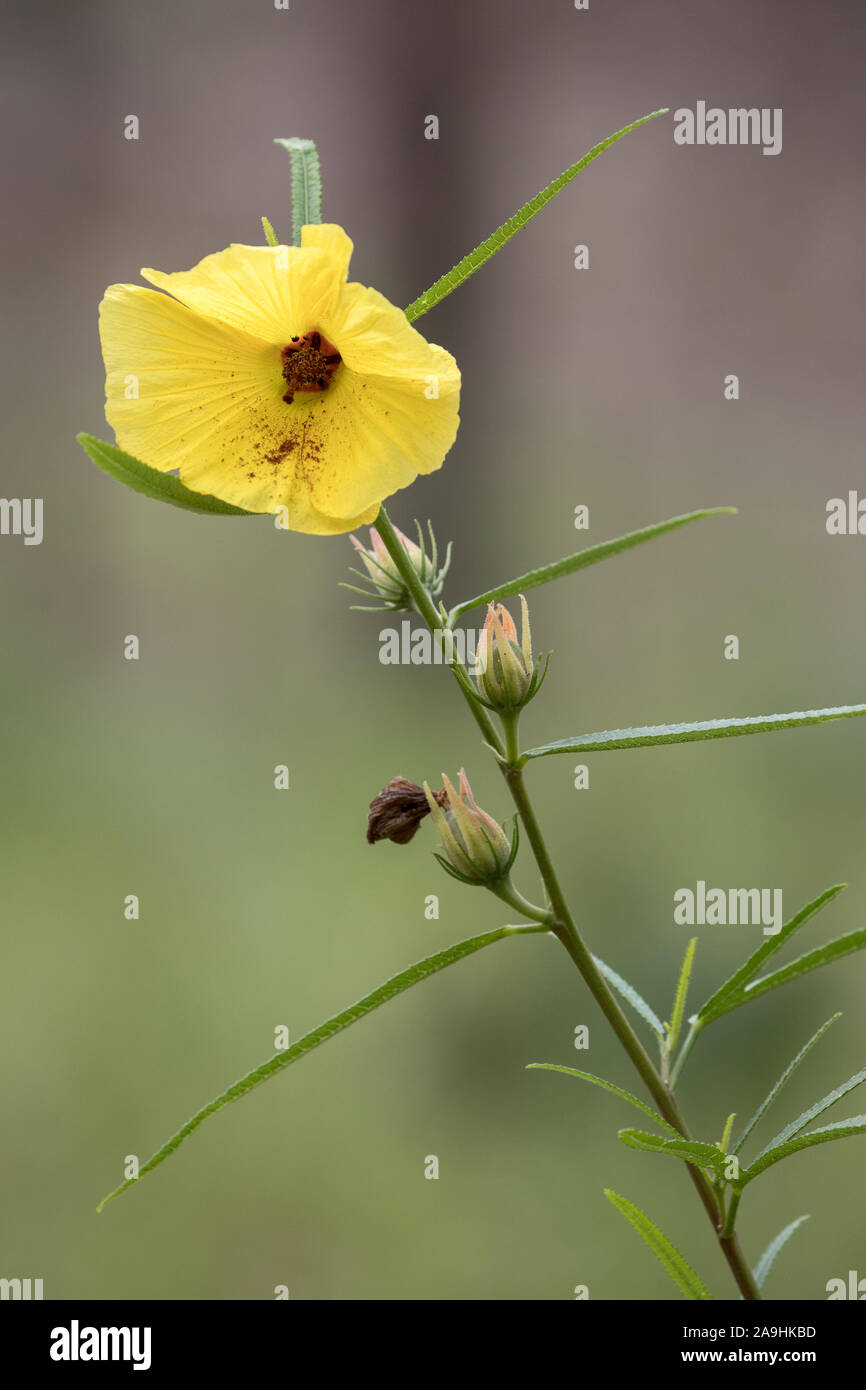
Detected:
left=372, top=504, right=760, bottom=1300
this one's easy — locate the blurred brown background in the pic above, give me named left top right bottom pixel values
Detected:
left=1, top=0, right=864, bottom=1299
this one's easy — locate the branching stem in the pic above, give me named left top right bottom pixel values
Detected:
left=373, top=503, right=761, bottom=1301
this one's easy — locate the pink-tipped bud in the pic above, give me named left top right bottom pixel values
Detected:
left=348, top=522, right=450, bottom=610
left=475, top=595, right=534, bottom=709
left=424, top=769, right=513, bottom=884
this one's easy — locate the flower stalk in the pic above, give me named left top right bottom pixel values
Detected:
left=373, top=501, right=762, bottom=1301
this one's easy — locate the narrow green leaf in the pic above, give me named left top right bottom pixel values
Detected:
left=96, top=923, right=546, bottom=1211
left=526, top=1064, right=679, bottom=1137
left=697, top=885, right=845, bottom=1025
left=274, top=137, right=323, bottom=245
left=667, top=938, right=697, bottom=1056
left=617, top=1128, right=729, bottom=1177
left=719, top=1113, right=736, bottom=1155
left=261, top=215, right=279, bottom=246
left=740, top=930, right=866, bottom=1011
left=604, top=1189, right=713, bottom=1300
left=591, top=954, right=664, bottom=1037
left=733, top=1015, right=841, bottom=1155
left=451, top=508, right=735, bottom=618
left=522, top=708, right=866, bottom=761
left=404, top=108, right=668, bottom=323
left=755, top=1066, right=866, bottom=1161
left=753, top=1215, right=810, bottom=1290
left=78, top=434, right=254, bottom=516
left=739, top=1116, right=866, bottom=1186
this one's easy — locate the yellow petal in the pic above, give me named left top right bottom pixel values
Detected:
left=276, top=490, right=380, bottom=537
left=300, top=223, right=353, bottom=280
left=322, top=281, right=455, bottom=379
left=140, top=234, right=350, bottom=344
left=297, top=349, right=460, bottom=518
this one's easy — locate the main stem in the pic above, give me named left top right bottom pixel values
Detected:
left=373, top=506, right=761, bottom=1301
left=504, top=760, right=758, bottom=1300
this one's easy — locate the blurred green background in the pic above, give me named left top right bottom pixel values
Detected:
left=1, top=0, right=864, bottom=1299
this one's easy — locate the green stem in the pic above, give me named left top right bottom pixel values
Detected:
left=722, top=1189, right=742, bottom=1240
left=720, top=1232, right=758, bottom=1300
left=670, top=1017, right=703, bottom=1089
left=502, top=767, right=720, bottom=1207
left=488, top=876, right=552, bottom=926
left=374, top=507, right=504, bottom=757
left=719, top=1188, right=755, bottom=1297
left=501, top=710, right=522, bottom=768
left=504, top=763, right=759, bottom=1298
left=372, top=504, right=760, bottom=1300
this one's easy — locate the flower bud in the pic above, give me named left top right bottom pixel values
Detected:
left=347, top=521, right=451, bottom=610
left=352, top=525, right=421, bottom=589
left=424, top=769, right=515, bottom=885
left=475, top=595, right=534, bottom=709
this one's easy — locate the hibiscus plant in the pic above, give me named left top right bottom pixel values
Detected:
left=80, top=115, right=866, bottom=1301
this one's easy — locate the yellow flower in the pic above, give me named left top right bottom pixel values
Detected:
left=98, top=225, right=461, bottom=534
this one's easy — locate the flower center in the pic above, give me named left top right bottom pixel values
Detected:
left=280, top=330, right=341, bottom=404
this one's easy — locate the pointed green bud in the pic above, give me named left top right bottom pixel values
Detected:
left=424, top=769, right=513, bottom=885
left=475, top=595, right=535, bottom=710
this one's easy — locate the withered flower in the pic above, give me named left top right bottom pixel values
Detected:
left=367, top=776, right=447, bottom=845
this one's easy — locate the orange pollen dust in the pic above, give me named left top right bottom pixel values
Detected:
left=280, top=330, right=342, bottom=404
